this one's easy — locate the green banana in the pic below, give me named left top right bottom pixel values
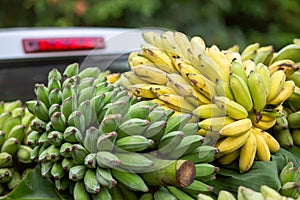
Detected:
left=83, top=169, right=101, bottom=194
left=50, top=161, right=65, bottom=180
left=111, top=168, right=149, bottom=192
left=96, top=151, right=121, bottom=168
left=83, top=126, right=99, bottom=153
left=248, top=70, right=267, bottom=112
left=63, top=126, right=83, bottom=143
left=84, top=153, right=97, bottom=169
left=114, top=152, right=154, bottom=172
left=96, top=131, right=118, bottom=152
left=49, top=88, right=62, bottom=105
left=69, top=165, right=87, bottom=181
left=73, top=181, right=90, bottom=200
left=115, top=135, right=154, bottom=152
left=47, top=130, right=63, bottom=146
left=16, top=145, right=32, bottom=163
left=164, top=113, right=192, bottom=134
left=0, top=152, right=13, bottom=167
left=63, top=63, right=79, bottom=78
left=1, top=137, right=20, bottom=155
left=117, top=118, right=150, bottom=137
left=34, top=83, right=50, bottom=108
left=71, top=144, right=89, bottom=164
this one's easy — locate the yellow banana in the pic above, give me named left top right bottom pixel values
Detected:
left=173, top=58, right=200, bottom=79
left=157, top=94, right=195, bottom=112
left=207, top=45, right=231, bottom=78
left=186, top=73, right=216, bottom=99
left=224, top=49, right=243, bottom=64
left=253, top=45, right=274, bottom=65
left=230, top=73, right=253, bottom=112
left=150, top=85, right=177, bottom=96
left=219, top=118, right=252, bottom=137
left=131, top=64, right=169, bottom=85
left=190, top=36, right=206, bottom=53
left=160, top=31, right=183, bottom=58
left=248, top=70, right=267, bottom=112
left=218, top=149, right=240, bottom=165
left=128, top=84, right=156, bottom=99
left=239, top=131, right=257, bottom=173
left=212, top=96, right=248, bottom=120
left=174, top=31, right=192, bottom=60
left=141, top=44, right=178, bottom=73
left=268, top=80, right=295, bottom=106
left=193, top=104, right=226, bottom=119
left=129, top=53, right=157, bottom=68
left=268, top=59, right=299, bottom=76
left=216, top=129, right=250, bottom=154
left=252, top=127, right=280, bottom=153
left=267, top=70, right=286, bottom=102
left=142, top=31, right=160, bottom=46
left=243, top=60, right=256, bottom=76
left=123, top=71, right=147, bottom=84
left=198, top=116, right=235, bottom=132
left=253, top=129, right=271, bottom=161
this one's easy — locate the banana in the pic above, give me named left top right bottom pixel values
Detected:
left=84, top=127, right=99, bottom=153
left=34, top=83, right=50, bottom=108
left=160, top=31, right=183, bottom=58
left=218, top=118, right=252, bottom=137
left=73, top=181, right=90, bottom=200
left=50, top=161, right=65, bottom=180
left=241, top=42, right=260, bottom=61
left=182, top=179, right=214, bottom=194
left=131, top=64, right=169, bottom=85
left=96, top=131, right=118, bottom=151
left=253, top=129, right=271, bottom=161
left=96, top=151, right=121, bottom=168
left=292, top=129, right=300, bottom=145
left=141, top=44, right=177, bottom=73
left=230, top=73, right=253, bottom=112
left=111, top=168, right=149, bottom=192
left=215, top=78, right=235, bottom=100
left=142, top=31, right=160, bottom=46
left=167, top=186, right=194, bottom=200
left=268, top=80, right=295, bottom=106
left=99, top=114, right=122, bottom=134
left=182, top=145, right=219, bottom=163
left=0, top=112, right=12, bottom=130
left=207, top=45, right=231, bottom=78
left=143, top=120, right=166, bottom=139
left=63, top=126, right=83, bottom=143
left=260, top=185, right=282, bottom=200
left=117, top=118, right=150, bottom=137
left=158, top=93, right=196, bottom=112
left=215, top=129, right=250, bottom=154
left=243, top=60, right=256, bottom=76
left=217, top=149, right=240, bottom=166
left=50, top=112, right=67, bottom=132
left=197, top=193, right=214, bottom=200
left=48, top=88, right=62, bottom=105
left=83, top=169, right=101, bottom=194
left=63, top=63, right=79, bottom=78
left=255, top=63, right=271, bottom=96
left=198, top=116, right=235, bottom=132
left=164, top=113, right=192, bottom=133
left=77, top=85, right=96, bottom=106
left=273, top=127, right=294, bottom=148
left=268, top=59, right=299, bottom=76
left=174, top=31, right=192, bottom=60
left=7, top=171, right=22, bottom=191
left=270, top=43, right=300, bottom=64
left=158, top=131, right=185, bottom=156
left=267, top=70, right=286, bottom=102
left=248, top=70, right=267, bottom=112
left=239, top=131, right=257, bottom=173
left=252, top=128, right=280, bottom=153
left=230, top=60, right=248, bottom=85
left=190, top=36, right=206, bottom=53
left=218, top=190, right=237, bottom=200
left=47, top=130, right=63, bottom=146
left=279, top=162, right=296, bottom=185
left=16, top=145, right=32, bottom=163
left=287, top=71, right=300, bottom=87
left=193, top=104, right=225, bottom=119
left=287, top=111, right=300, bottom=129
left=95, top=167, right=116, bottom=189
left=7, top=124, right=26, bottom=142
left=0, top=168, right=12, bottom=184
left=128, top=84, right=156, bottom=99
left=185, top=73, right=217, bottom=99
left=115, top=135, right=154, bottom=152
left=254, top=45, right=274, bottom=65
left=1, top=137, right=20, bottom=155
left=280, top=181, right=299, bottom=198
left=212, top=96, right=248, bottom=120
left=154, top=186, right=177, bottom=200
left=71, top=144, right=89, bottom=165
left=238, top=186, right=263, bottom=200
left=0, top=152, right=13, bottom=168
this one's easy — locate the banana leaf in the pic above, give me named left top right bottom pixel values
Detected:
left=1, top=166, right=71, bottom=200
left=207, top=147, right=300, bottom=196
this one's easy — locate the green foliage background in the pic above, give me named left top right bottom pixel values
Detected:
left=1, top=0, right=300, bottom=50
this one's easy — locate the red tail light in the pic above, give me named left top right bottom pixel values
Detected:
left=22, top=37, right=105, bottom=53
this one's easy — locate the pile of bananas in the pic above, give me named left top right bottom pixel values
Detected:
left=0, top=100, right=36, bottom=195
left=25, top=63, right=220, bottom=199
left=119, top=30, right=300, bottom=173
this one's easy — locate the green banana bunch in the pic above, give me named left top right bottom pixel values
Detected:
left=26, top=63, right=219, bottom=199
left=0, top=100, right=36, bottom=196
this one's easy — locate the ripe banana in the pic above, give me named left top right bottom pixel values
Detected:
left=239, top=131, right=257, bottom=173
left=218, top=118, right=252, bottom=137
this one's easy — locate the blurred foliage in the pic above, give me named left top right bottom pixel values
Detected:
left=0, top=0, right=300, bottom=50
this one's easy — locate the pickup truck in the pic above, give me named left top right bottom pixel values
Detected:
left=0, top=27, right=151, bottom=101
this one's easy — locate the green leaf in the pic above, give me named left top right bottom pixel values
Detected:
left=207, top=147, right=300, bottom=196
left=3, top=166, right=63, bottom=200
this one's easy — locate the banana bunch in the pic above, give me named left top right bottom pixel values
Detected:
left=0, top=100, right=36, bottom=196
left=26, top=63, right=219, bottom=199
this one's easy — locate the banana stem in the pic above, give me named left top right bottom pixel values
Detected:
left=140, top=159, right=196, bottom=187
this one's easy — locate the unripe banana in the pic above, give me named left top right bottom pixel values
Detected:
left=287, top=111, right=300, bottom=129
left=69, top=165, right=87, bottom=181
left=63, top=63, right=79, bottom=78
left=0, top=152, right=13, bottom=168
left=73, top=181, right=90, bottom=200
left=248, top=70, right=267, bottom=112
left=1, top=137, right=20, bottom=155
left=115, top=135, right=154, bottom=152
left=16, top=145, right=32, bottom=164
left=50, top=161, right=65, bottom=180
left=83, top=169, right=101, bottom=194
